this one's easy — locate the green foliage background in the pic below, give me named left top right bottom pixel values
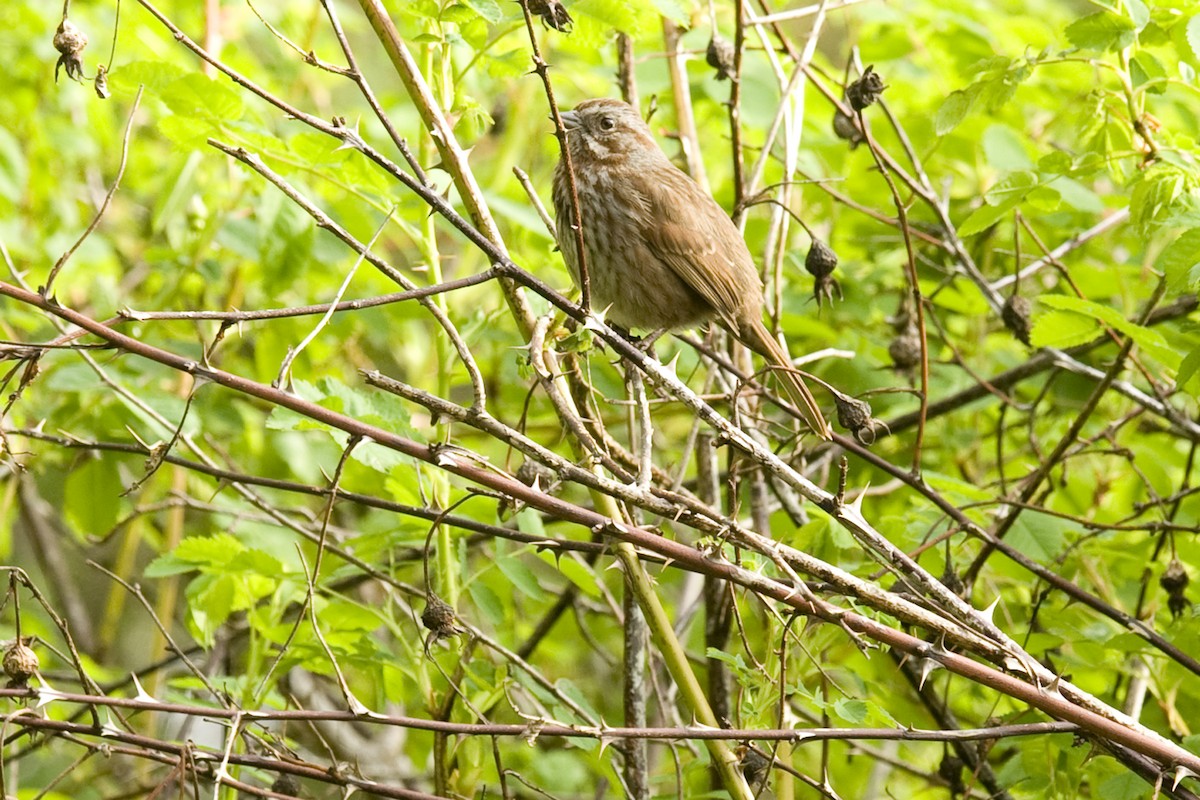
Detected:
left=1, top=0, right=1200, bottom=797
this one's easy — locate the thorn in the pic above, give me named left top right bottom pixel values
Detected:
left=980, top=596, right=1001, bottom=625
left=35, top=683, right=63, bottom=708
left=582, top=305, right=613, bottom=331
left=100, top=713, right=122, bottom=737
left=131, top=673, right=155, bottom=702
left=844, top=488, right=868, bottom=520
left=917, top=657, right=940, bottom=689
left=662, top=351, right=681, bottom=379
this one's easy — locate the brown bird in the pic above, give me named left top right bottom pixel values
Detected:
left=552, top=98, right=831, bottom=440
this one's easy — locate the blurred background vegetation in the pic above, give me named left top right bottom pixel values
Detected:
left=2, top=0, right=1200, bottom=797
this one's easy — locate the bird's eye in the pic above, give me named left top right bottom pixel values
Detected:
left=599, top=116, right=616, bottom=131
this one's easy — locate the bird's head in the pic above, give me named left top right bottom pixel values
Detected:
left=557, top=99, right=662, bottom=165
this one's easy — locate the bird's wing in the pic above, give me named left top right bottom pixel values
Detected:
left=640, top=172, right=759, bottom=333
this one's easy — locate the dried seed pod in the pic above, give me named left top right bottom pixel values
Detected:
left=422, top=594, right=466, bottom=644
left=1002, top=294, right=1033, bottom=346
left=806, top=238, right=841, bottom=306
left=854, top=421, right=879, bottom=446
left=270, top=774, right=300, bottom=797
left=737, top=747, right=771, bottom=789
left=706, top=34, right=736, bottom=81
left=889, top=325, right=921, bottom=370
left=516, top=459, right=556, bottom=488
left=940, top=565, right=966, bottom=597
left=1161, top=558, right=1189, bottom=618
left=938, top=753, right=966, bottom=797
left=501, top=459, right=559, bottom=517
left=3, top=641, right=38, bottom=688
left=834, top=392, right=871, bottom=434
left=94, top=63, right=110, bottom=99
left=805, top=238, right=838, bottom=280
left=54, top=18, right=88, bottom=84
left=813, top=273, right=842, bottom=307
left=1162, top=558, right=1189, bottom=592
left=527, top=0, right=573, bottom=32
left=832, top=390, right=880, bottom=446
left=832, top=108, right=864, bottom=148
left=846, top=65, right=885, bottom=111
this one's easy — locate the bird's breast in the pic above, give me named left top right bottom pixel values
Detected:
left=553, top=166, right=713, bottom=331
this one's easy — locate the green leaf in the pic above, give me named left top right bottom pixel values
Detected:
left=934, top=90, right=973, bottom=135
left=1130, top=52, right=1167, bottom=94
left=1176, top=347, right=1200, bottom=394
left=514, top=508, right=547, bottom=537
left=1049, top=176, right=1105, bottom=213
left=188, top=574, right=236, bottom=646
left=318, top=377, right=412, bottom=432
left=537, top=550, right=601, bottom=598
left=171, top=533, right=246, bottom=568
left=833, top=698, right=868, bottom=724
left=484, top=48, right=529, bottom=79
left=468, top=581, right=505, bottom=625
left=958, top=201, right=1014, bottom=237
left=650, top=0, right=690, bottom=24
left=143, top=553, right=197, bottom=578
left=109, top=60, right=187, bottom=94
left=1097, top=769, right=1150, bottom=799
left=1038, top=151, right=1072, bottom=174
left=957, top=172, right=1037, bottom=237
left=319, top=600, right=384, bottom=631
left=1187, top=14, right=1200, bottom=62
left=1130, top=167, right=1185, bottom=232
left=1065, top=11, right=1137, bottom=51
left=982, top=124, right=1033, bottom=170
left=1026, top=185, right=1062, bottom=211
left=495, top=553, right=548, bottom=601
left=461, top=0, right=502, bottom=24
left=1159, top=228, right=1200, bottom=291
left=574, top=0, right=636, bottom=27
left=1008, top=511, right=1070, bottom=561
left=553, top=677, right=602, bottom=722
left=1125, top=0, right=1150, bottom=31
left=156, top=115, right=217, bottom=148
left=227, top=548, right=285, bottom=577
left=267, top=378, right=414, bottom=472
left=985, top=171, right=1038, bottom=206
left=1030, top=309, right=1102, bottom=349
left=161, top=74, right=245, bottom=122
left=1036, top=294, right=1178, bottom=366
left=64, top=458, right=123, bottom=538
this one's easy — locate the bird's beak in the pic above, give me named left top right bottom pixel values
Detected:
left=558, top=110, right=580, bottom=131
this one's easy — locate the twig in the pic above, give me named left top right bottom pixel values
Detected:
left=43, top=88, right=143, bottom=296
left=663, top=17, right=709, bottom=193
left=207, top=139, right=487, bottom=411
left=515, top=0, right=591, bottom=310
left=512, top=166, right=557, bottom=239
left=275, top=210, right=391, bottom=389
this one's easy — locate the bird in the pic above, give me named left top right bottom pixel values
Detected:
left=551, top=98, right=831, bottom=440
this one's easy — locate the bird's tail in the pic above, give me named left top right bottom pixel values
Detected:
left=739, top=319, right=832, bottom=441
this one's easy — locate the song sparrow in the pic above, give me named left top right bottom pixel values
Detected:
left=552, top=98, right=831, bottom=439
